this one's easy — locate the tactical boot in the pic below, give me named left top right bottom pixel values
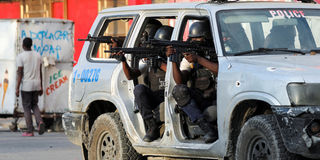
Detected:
left=143, top=118, right=160, bottom=142
left=197, top=118, right=218, bottom=143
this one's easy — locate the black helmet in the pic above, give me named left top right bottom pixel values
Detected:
left=154, top=25, right=173, bottom=41
left=188, top=21, right=212, bottom=39
left=144, top=19, right=162, bottom=39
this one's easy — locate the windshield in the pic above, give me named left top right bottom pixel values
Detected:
left=217, top=9, right=320, bottom=56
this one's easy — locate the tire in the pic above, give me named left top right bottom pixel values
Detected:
left=88, top=113, right=141, bottom=160
left=235, top=115, right=298, bottom=160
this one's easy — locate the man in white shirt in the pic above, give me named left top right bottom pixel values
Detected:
left=16, top=37, right=45, bottom=137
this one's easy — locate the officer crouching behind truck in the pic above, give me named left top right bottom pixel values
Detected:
left=113, top=25, right=174, bottom=142
left=167, top=21, right=218, bottom=143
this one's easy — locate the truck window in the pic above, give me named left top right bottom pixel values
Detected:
left=134, top=17, right=176, bottom=47
left=178, top=16, right=216, bottom=62
left=131, top=17, right=176, bottom=87
left=217, top=9, right=320, bottom=55
left=179, top=17, right=214, bottom=43
left=90, top=17, right=135, bottom=59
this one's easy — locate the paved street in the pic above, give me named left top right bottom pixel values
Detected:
left=0, top=118, right=82, bottom=160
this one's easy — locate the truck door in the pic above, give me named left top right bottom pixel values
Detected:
left=72, top=15, right=138, bottom=107
left=126, top=15, right=177, bottom=144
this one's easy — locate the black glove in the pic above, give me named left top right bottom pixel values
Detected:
left=111, top=53, right=126, bottom=62
left=116, top=54, right=126, bottom=62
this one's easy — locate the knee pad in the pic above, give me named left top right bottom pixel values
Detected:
left=172, top=84, right=191, bottom=107
left=134, top=84, right=147, bottom=96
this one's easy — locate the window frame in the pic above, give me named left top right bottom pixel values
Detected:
left=86, top=14, right=139, bottom=63
left=132, top=16, right=177, bottom=48
left=178, top=15, right=211, bottom=41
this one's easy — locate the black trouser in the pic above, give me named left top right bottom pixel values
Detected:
left=134, top=84, right=164, bottom=120
left=21, top=91, right=43, bottom=133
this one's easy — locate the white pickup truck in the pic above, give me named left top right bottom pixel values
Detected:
left=63, top=1, right=320, bottom=160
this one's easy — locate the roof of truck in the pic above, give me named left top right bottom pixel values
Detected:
left=100, top=2, right=201, bottom=13
left=99, top=1, right=319, bottom=14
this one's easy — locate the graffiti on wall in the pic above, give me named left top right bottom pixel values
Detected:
left=46, top=70, right=68, bottom=96
left=21, top=29, right=72, bottom=61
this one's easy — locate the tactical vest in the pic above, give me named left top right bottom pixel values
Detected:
left=145, top=68, right=166, bottom=92
left=191, top=64, right=216, bottom=99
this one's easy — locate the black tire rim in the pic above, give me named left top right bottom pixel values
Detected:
left=97, top=131, right=117, bottom=160
left=248, top=136, right=272, bottom=160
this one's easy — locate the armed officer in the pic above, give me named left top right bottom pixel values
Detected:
left=114, top=25, right=174, bottom=142
left=167, top=21, right=218, bottom=143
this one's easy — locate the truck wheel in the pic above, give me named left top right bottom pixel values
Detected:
left=88, top=113, right=141, bottom=160
left=235, top=115, right=298, bottom=160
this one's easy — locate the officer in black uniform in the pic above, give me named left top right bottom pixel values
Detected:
left=167, top=21, right=218, bottom=143
left=115, top=25, right=174, bottom=142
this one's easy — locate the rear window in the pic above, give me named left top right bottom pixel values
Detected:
left=89, top=16, right=136, bottom=60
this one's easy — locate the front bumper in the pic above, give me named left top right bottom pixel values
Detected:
left=62, top=112, right=84, bottom=146
left=273, top=106, right=320, bottom=159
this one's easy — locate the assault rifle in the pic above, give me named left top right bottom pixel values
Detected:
left=145, top=39, right=215, bottom=54
left=143, top=40, right=217, bottom=62
left=78, top=34, right=125, bottom=46
left=105, top=47, right=166, bottom=71
left=105, top=47, right=166, bottom=59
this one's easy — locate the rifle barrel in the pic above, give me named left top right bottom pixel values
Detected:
left=77, top=36, right=113, bottom=43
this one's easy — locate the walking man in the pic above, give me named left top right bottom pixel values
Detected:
left=16, top=37, right=45, bottom=136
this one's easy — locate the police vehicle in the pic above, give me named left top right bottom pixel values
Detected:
left=62, top=0, right=320, bottom=159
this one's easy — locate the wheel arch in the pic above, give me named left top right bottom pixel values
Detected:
left=86, top=100, right=117, bottom=131
left=226, top=99, right=273, bottom=158
left=222, top=91, right=281, bottom=158
left=80, top=93, right=121, bottom=152
left=81, top=92, right=129, bottom=129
